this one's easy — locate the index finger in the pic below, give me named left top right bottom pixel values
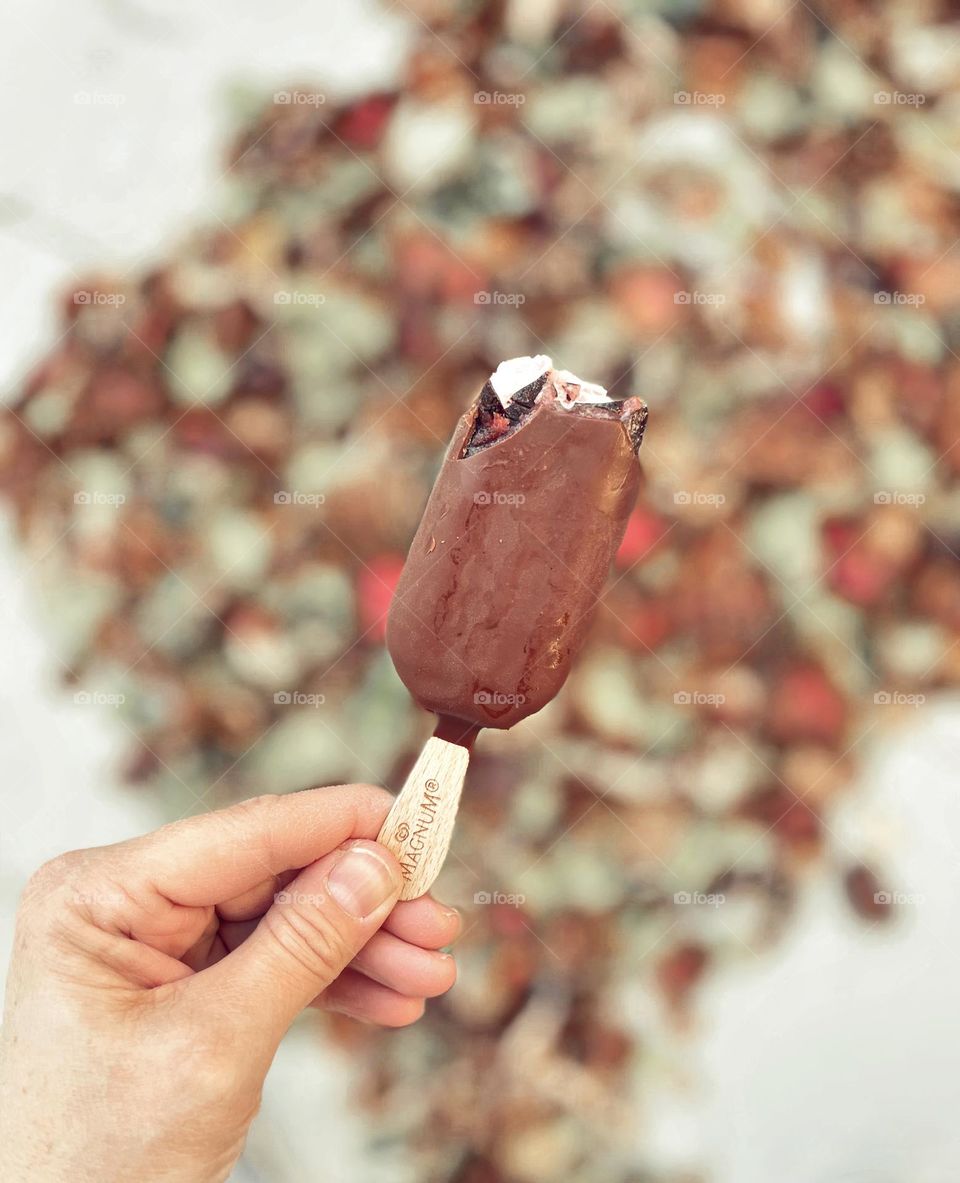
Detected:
left=113, top=784, right=394, bottom=906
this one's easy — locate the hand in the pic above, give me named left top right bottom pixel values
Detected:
left=0, top=784, right=459, bottom=1183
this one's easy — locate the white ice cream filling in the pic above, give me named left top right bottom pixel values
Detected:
left=489, top=354, right=551, bottom=402
left=488, top=355, right=612, bottom=410
left=553, top=368, right=611, bottom=408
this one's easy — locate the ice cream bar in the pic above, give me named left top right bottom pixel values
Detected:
left=378, top=356, right=647, bottom=897
left=388, top=354, right=646, bottom=728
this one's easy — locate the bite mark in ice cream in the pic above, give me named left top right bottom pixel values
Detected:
left=464, top=354, right=647, bottom=458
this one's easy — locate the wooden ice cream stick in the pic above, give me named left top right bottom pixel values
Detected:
left=376, top=719, right=476, bottom=900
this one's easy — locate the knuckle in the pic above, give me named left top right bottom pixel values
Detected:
left=229, top=793, right=286, bottom=858
left=146, top=793, right=287, bottom=860
left=22, top=850, right=87, bottom=907
left=262, top=900, right=352, bottom=984
left=18, top=851, right=107, bottom=952
left=236, top=792, right=284, bottom=819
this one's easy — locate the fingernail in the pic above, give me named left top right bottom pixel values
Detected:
left=326, top=846, right=399, bottom=919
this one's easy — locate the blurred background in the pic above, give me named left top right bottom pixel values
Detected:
left=3, top=0, right=960, bottom=1180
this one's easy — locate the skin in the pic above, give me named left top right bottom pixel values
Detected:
left=0, top=784, right=460, bottom=1182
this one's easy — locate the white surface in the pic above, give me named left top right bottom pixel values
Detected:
left=697, top=704, right=960, bottom=1183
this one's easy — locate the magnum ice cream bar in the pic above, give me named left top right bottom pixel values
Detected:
left=387, top=355, right=647, bottom=729
left=378, top=356, right=647, bottom=898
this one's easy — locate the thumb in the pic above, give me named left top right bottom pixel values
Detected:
left=207, top=839, right=402, bottom=1037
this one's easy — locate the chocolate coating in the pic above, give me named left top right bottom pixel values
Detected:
left=387, top=381, right=644, bottom=728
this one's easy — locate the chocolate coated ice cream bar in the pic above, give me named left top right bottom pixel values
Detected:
left=387, top=354, right=647, bottom=729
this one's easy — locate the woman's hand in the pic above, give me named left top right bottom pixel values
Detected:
left=0, top=784, right=459, bottom=1182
